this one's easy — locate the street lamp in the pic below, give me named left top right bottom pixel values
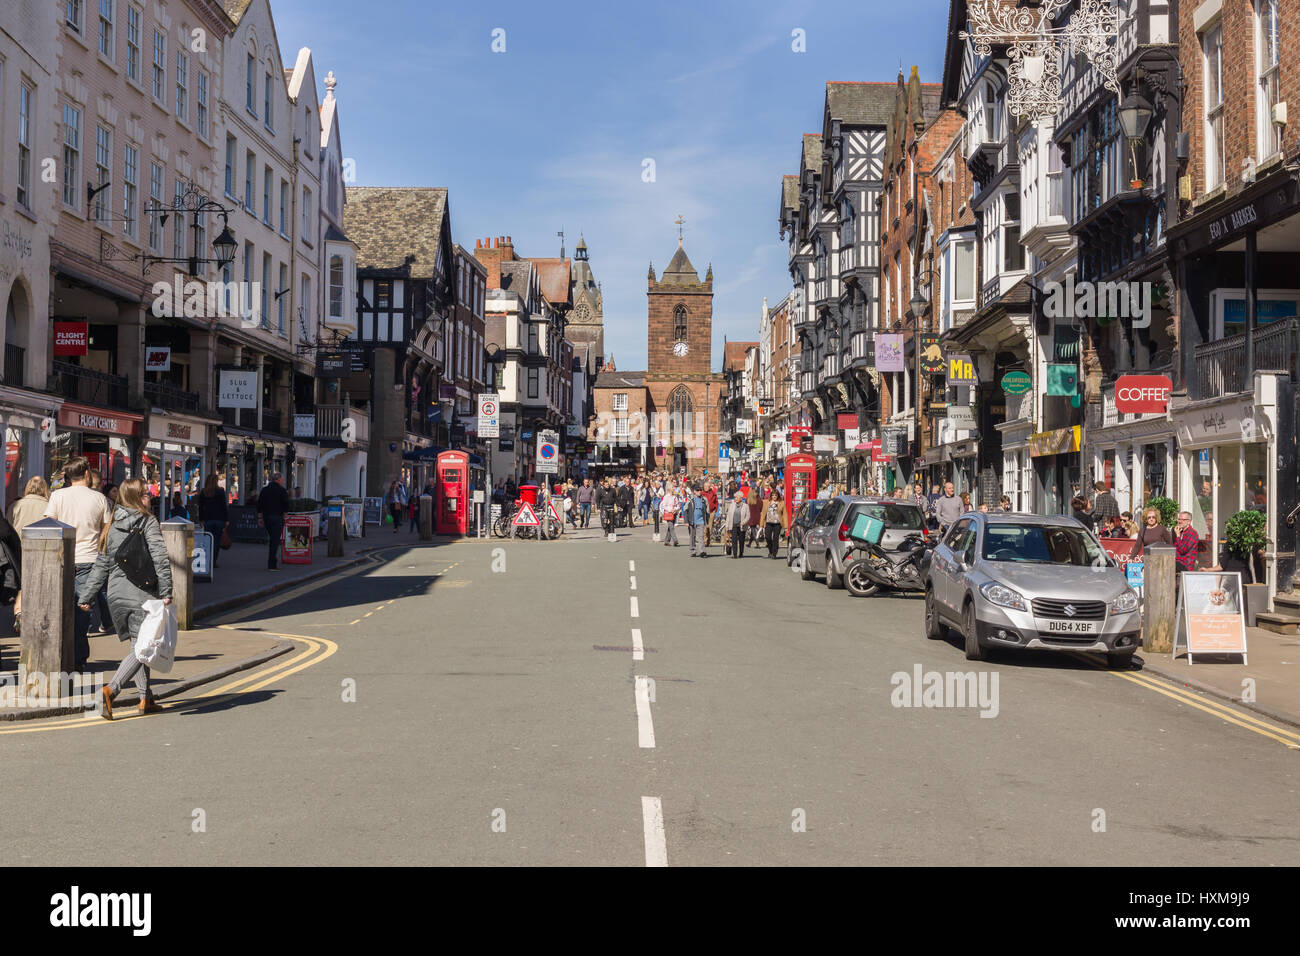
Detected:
left=1119, top=88, right=1154, bottom=189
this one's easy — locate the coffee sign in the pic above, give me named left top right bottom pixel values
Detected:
left=1114, top=374, right=1172, bottom=414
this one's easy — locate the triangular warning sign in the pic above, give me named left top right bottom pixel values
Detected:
left=512, top=502, right=540, bottom=527
left=548, top=500, right=564, bottom=525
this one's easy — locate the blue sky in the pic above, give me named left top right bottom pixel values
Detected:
left=272, top=0, right=950, bottom=371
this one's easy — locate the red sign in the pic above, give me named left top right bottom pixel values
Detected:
left=58, top=404, right=142, bottom=436
left=870, top=438, right=890, bottom=463
left=1099, top=537, right=1137, bottom=564
left=53, top=322, right=88, bottom=356
left=1114, top=375, right=1172, bottom=414
left=282, top=515, right=314, bottom=564
left=837, top=413, right=858, bottom=431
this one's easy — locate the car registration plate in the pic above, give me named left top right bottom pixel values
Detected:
left=1040, top=619, right=1100, bottom=635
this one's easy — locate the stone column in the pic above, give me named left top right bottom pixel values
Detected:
left=19, top=519, right=75, bottom=703
left=190, top=328, right=216, bottom=414
left=161, top=517, right=194, bottom=631
left=118, top=301, right=146, bottom=406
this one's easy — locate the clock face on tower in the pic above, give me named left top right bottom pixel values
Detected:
left=673, top=341, right=690, bottom=357
left=575, top=302, right=590, bottom=323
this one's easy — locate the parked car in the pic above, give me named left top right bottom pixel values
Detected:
left=925, top=512, right=1141, bottom=667
left=786, top=498, right=830, bottom=566
left=801, top=496, right=928, bottom=589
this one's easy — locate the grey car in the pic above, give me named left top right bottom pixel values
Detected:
left=925, top=512, right=1141, bottom=667
left=801, top=496, right=929, bottom=590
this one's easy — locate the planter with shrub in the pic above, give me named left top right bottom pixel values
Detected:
left=1224, top=509, right=1269, bottom=626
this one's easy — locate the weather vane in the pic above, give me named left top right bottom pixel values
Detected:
left=674, top=215, right=685, bottom=241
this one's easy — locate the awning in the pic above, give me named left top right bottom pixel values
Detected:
left=403, top=446, right=445, bottom=462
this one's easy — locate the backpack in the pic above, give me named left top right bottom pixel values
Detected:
left=114, top=520, right=159, bottom=595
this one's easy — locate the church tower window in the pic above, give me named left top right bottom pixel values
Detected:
left=674, top=305, right=687, bottom=341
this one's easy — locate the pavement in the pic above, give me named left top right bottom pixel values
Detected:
left=0, top=525, right=443, bottom=719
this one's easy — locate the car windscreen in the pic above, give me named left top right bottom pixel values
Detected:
left=799, top=501, right=827, bottom=523
left=851, top=502, right=924, bottom=529
left=981, top=523, right=1106, bottom=566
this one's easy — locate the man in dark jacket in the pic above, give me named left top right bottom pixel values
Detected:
left=1091, top=481, right=1120, bottom=523
left=595, top=478, right=617, bottom=535
left=257, top=473, right=290, bottom=570
left=616, top=480, right=634, bottom=528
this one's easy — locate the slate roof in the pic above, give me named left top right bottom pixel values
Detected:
left=596, top=371, right=646, bottom=389
left=344, top=187, right=447, bottom=276
left=499, top=260, right=532, bottom=294
left=825, top=81, right=898, bottom=128
left=529, top=258, right=572, bottom=306
left=781, top=174, right=798, bottom=211
left=801, top=134, right=822, bottom=172
left=660, top=242, right=699, bottom=285
left=724, top=342, right=758, bottom=371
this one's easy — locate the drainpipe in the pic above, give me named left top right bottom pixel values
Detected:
left=1245, top=231, right=1257, bottom=388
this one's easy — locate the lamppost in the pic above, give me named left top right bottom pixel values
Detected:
left=910, top=267, right=942, bottom=488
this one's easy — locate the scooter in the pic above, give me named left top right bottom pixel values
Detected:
left=842, top=531, right=935, bottom=597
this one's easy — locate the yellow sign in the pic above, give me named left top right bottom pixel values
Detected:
left=1028, top=425, right=1081, bottom=457
left=947, top=354, right=976, bottom=384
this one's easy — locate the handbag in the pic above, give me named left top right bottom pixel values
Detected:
left=219, top=526, right=233, bottom=550
left=114, top=522, right=159, bottom=595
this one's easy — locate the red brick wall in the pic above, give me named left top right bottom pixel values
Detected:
left=647, top=277, right=713, bottom=377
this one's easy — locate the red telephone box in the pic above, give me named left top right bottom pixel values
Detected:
left=784, top=453, right=817, bottom=522
left=435, top=450, right=469, bottom=536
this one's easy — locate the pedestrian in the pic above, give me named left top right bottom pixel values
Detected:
left=385, top=478, right=407, bottom=534
left=577, top=478, right=594, bottom=528
left=933, top=481, right=963, bottom=531
left=703, top=480, right=719, bottom=543
left=408, top=492, right=420, bottom=533
left=1174, top=511, right=1202, bottom=573
left=1091, top=481, right=1120, bottom=523
left=659, top=485, right=680, bottom=547
left=688, top=485, right=710, bottom=557
left=77, top=478, right=173, bottom=720
left=596, top=478, right=617, bottom=536
left=43, top=457, right=112, bottom=670
left=257, top=472, right=290, bottom=571
left=762, top=491, right=788, bottom=558
left=1070, top=496, right=1095, bottom=531
left=196, top=473, right=229, bottom=569
left=960, top=491, right=971, bottom=512
left=8, top=476, right=49, bottom=632
left=651, top=481, right=663, bottom=536
left=617, top=478, right=635, bottom=528
left=911, top=483, right=928, bottom=517
left=999, top=495, right=1012, bottom=512
left=724, top=491, right=749, bottom=558
left=745, top=483, right=762, bottom=547
left=1129, top=506, right=1174, bottom=559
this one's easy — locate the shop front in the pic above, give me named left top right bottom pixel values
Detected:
left=0, top=389, right=60, bottom=511
left=1029, top=425, right=1082, bottom=516
left=143, top=415, right=215, bottom=519
left=1089, top=419, right=1175, bottom=520
left=1173, top=379, right=1279, bottom=595
left=215, top=431, right=291, bottom=507
left=998, top=422, right=1033, bottom=512
left=51, top=403, right=143, bottom=489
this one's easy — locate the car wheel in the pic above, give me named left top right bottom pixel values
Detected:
left=1106, top=651, right=1134, bottom=670
left=844, top=559, right=880, bottom=597
left=963, top=600, right=985, bottom=661
left=798, top=550, right=815, bottom=581
left=825, top=554, right=844, bottom=589
left=925, top=587, right=944, bottom=640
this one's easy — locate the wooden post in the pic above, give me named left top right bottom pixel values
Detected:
left=419, top=494, right=433, bottom=540
left=1143, top=544, right=1176, bottom=653
left=161, top=517, right=194, bottom=631
left=327, top=498, right=345, bottom=557
left=19, top=518, right=75, bottom=704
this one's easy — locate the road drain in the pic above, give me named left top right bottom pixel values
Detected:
left=592, top=645, right=657, bottom=653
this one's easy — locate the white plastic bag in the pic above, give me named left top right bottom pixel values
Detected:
left=134, top=599, right=178, bottom=673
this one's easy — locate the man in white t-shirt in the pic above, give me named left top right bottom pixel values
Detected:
left=44, top=456, right=112, bottom=670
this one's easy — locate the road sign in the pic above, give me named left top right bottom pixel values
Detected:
left=478, top=393, right=500, bottom=438
left=718, top=442, right=730, bottom=459
left=192, top=531, right=214, bottom=582
left=512, top=502, right=540, bottom=527
left=536, top=429, right=560, bottom=474
left=548, top=500, right=564, bottom=525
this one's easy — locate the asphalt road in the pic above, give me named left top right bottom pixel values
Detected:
left=3, top=524, right=1298, bottom=865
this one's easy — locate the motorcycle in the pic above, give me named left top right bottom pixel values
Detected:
left=842, top=530, right=936, bottom=597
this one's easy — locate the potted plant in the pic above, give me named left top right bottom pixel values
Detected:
left=1224, top=509, right=1269, bottom=626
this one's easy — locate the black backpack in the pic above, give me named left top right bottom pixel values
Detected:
left=114, top=520, right=159, bottom=595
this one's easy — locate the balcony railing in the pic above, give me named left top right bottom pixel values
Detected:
left=144, top=381, right=201, bottom=413
left=4, top=344, right=24, bottom=387
left=52, top=360, right=128, bottom=408
left=219, top=407, right=256, bottom=430
left=312, top=404, right=370, bottom=445
left=1191, top=318, right=1299, bottom=400
left=262, top=409, right=283, bottom=435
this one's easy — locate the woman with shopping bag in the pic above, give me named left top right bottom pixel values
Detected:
left=77, top=477, right=173, bottom=720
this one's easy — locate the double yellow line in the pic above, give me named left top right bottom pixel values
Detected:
left=1075, top=654, right=1300, bottom=750
left=0, top=632, right=337, bottom=736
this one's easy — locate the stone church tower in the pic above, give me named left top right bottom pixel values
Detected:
left=645, top=239, right=725, bottom=475
left=566, top=235, right=605, bottom=368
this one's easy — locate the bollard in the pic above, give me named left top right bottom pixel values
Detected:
left=327, top=498, right=345, bottom=557
left=419, top=494, right=433, bottom=541
left=161, top=517, right=195, bottom=631
left=1142, top=544, right=1176, bottom=653
left=19, top=518, right=75, bottom=703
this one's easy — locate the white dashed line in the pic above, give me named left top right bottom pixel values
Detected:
left=629, top=575, right=637, bottom=590
left=635, top=676, right=655, bottom=748
left=631, top=628, right=644, bottom=662
left=628, top=560, right=635, bottom=572
left=630, top=596, right=639, bottom=618
left=641, top=797, right=668, bottom=867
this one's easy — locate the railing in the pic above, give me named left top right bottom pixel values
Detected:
left=313, top=404, right=370, bottom=444
left=262, top=409, right=282, bottom=435
left=51, top=360, right=129, bottom=408
left=4, top=344, right=24, bottom=387
left=219, top=407, right=256, bottom=430
left=1191, top=318, right=1298, bottom=400
left=144, top=381, right=200, bottom=413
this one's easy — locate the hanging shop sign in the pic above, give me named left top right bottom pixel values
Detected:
left=947, top=353, right=977, bottom=384
left=1029, top=425, right=1082, bottom=457
left=875, top=334, right=905, bottom=372
left=919, top=334, right=944, bottom=375
left=1000, top=370, right=1032, bottom=395
left=217, top=369, right=259, bottom=409
left=53, top=321, right=88, bottom=356
left=1045, top=364, right=1079, bottom=397
left=947, top=406, right=976, bottom=428
left=1114, top=374, right=1172, bottom=414
left=837, top=413, right=858, bottom=431
left=144, top=346, right=172, bottom=371
left=316, top=352, right=348, bottom=377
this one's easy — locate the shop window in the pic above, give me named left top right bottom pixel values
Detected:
left=1244, top=443, right=1269, bottom=515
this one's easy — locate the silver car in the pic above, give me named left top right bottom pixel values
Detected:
left=801, top=496, right=929, bottom=590
left=925, top=513, right=1141, bottom=667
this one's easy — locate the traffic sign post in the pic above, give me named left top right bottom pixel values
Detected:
left=536, top=429, right=559, bottom=475
left=477, top=393, right=500, bottom=438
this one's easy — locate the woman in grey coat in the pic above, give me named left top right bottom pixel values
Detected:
left=77, top=478, right=173, bottom=720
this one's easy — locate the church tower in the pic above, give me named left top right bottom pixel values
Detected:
left=566, top=234, right=605, bottom=368
left=646, top=238, right=713, bottom=376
